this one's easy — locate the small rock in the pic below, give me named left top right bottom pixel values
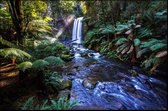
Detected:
left=82, top=79, right=95, bottom=89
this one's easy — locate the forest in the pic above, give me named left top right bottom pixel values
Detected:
left=0, top=0, right=167, bottom=110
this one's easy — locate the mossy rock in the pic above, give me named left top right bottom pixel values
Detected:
left=61, top=55, right=73, bottom=61
left=60, top=80, right=72, bottom=90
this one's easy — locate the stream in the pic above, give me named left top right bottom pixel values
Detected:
left=61, top=44, right=167, bottom=110
left=61, top=17, right=167, bottom=110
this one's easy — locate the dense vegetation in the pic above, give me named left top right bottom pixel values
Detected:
left=0, top=0, right=167, bottom=110
left=82, top=1, right=167, bottom=74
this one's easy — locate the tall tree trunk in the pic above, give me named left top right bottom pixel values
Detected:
left=7, top=0, right=23, bottom=46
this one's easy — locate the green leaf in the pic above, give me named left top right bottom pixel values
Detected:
left=116, top=38, right=128, bottom=45
left=134, top=38, right=141, bottom=46
left=150, top=43, right=167, bottom=51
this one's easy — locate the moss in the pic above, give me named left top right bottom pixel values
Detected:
left=130, top=69, right=138, bottom=76
left=61, top=55, right=73, bottom=61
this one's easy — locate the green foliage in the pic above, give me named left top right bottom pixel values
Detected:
left=20, top=97, right=78, bottom=110
left=32, top=59, right=49, bottom=70
left=33, top=41, right=70, bottom=59
left=43, top=71, right=62, bottom=92
left=0, top=36, right=16, bottom=48
left=137, top=27, right=152, bottom=38
left=115, top=22, right=129, bottom=32
left=50, top=98, right=79, bottom=110
left=116, top=38, right=128, bottom=45
left=21, top=97, right=34, bottom=110
left=44, top=56, right=65, bottom=66
left=26, top=20, right=52, bottom=35
left=100, top=24, right=114, bottom=34
left=16, top=61, right=32, bottom=72
left=0, top=48, right=31, bottom=61
left=134, top=39, right=141, bottom=46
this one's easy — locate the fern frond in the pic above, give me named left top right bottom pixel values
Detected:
left=137, top=27, right=152, bottom=38
left=32, top=59, right=49, bottom=70
left=0, top=36, right=17, bottom=48
left=149, top=43, right=167, bottom=51
left=116, top=38, right=128, bottom=45
left=26, top=19, right=52, bottom=34
left=21, top=97, right=34, bottom=110
left=16, top=61, right=32, bottom=72
left=0, top=48, right=31, bottom=60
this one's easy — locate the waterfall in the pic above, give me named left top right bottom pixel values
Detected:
left=72, top=17, right=83, bottom=44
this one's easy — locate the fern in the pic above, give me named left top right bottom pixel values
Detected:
left=26, top=19, right=52, bottom=34
left=137, top=27, right=152, bottom=38
left=44, top=56, right=65, bottom=66
left=21, top=97, right=34, bottom=110
left=21, top=97, right=78, bottom=110
left=140, top=39, right=161, bottom=48
left=43, top=71, right=62, bottom=92
left=16, top=61, right=32, bottom=72
left=51, top=98, right=79, bottom=110
left=0, top=36, right=17, bottom=48
left=149, top=43, right=167, bottom=51
left=116, top=38, right=128, bottom=45
left=115, top=22, right=129, bottom=32
left=32, top=59, right=49, bottom=70
left=0, top=48, right=31, bottom=60
left=100, top=24, right=114, bottom=34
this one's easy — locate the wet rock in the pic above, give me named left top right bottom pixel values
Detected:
left=82, top=79, right=95, bottom=89
left=61, top=80, right=72, bottom=90
left=80, top=52, right=88, bottom=57
left=57, top=89, right=70, bottom=99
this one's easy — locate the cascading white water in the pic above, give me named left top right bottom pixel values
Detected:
left=72, top=17, right=83, bottom=44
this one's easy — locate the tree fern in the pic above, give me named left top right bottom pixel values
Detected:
left=0, top=48, right=31, bottom=60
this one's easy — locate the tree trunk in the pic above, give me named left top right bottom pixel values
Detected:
left=7, top=0, right=24, bottom=46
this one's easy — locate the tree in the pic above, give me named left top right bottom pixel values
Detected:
left=7, top=0, right=24, bottom=45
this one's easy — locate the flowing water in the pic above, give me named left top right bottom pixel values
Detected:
left=62, top=17, right=167, bottom=110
